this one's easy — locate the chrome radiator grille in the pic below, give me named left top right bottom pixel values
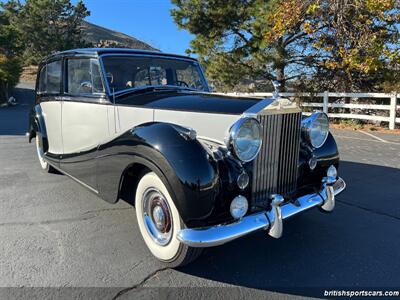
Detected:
left=252, top=112, right=302, bottom=204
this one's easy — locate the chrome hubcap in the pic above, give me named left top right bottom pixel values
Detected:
left=152, top=206, right=165, bottom=230
left=142, top=188, right=173, bottom=246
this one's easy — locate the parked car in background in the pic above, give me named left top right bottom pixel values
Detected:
left=29, top=48, right=346, bottom=267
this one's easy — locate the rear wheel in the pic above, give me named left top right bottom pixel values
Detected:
left=135, top=172, right=202, bottom=267
left=35, top=133, right=56, bottom=173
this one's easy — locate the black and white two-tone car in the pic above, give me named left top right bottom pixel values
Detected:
left=29, top=48, right=346, bottom=267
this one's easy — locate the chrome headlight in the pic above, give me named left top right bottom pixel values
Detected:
left=226, top=117, right=262, bottom=162
left=302, top=112, right=329, bottom=148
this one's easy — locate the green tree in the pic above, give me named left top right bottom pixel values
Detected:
left=171, top=0, right=399, bottom=92
left=0, top=3, right=23, bottom=103
left=5, top=0, right=90, bottom=65
left=302, top=0, right=400, bottom=91
left=171, top=0, right=324, bottom=91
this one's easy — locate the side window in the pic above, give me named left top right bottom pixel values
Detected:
left=38, top=66, right=46, bottom=93
left=46, top=61, right=62, bottom=93
left=37, top=61, right=61, bottom=94
left=90, top=59, right=104, bottom=93
left=67, top=58, right=104, bottom=95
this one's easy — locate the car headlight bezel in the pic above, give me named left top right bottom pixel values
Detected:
left=302, top=112, right=329, bottom=148
left=226, top=117, right=262, bottom=163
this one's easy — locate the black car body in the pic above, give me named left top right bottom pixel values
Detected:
left=29, top=48, right=346, bottom=266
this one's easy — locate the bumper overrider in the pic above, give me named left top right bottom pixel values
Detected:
left=177, top=176, right=346, bottom=247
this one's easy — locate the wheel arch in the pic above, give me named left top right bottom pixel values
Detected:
left=118, top=162, right=150, bottom=206
left=29, top=104, right=47, bottom=143
left=96, top=122, right=221, bottom=226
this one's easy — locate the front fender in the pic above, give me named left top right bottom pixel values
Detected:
left=297, top=132, right=340, bottom=190
left=313, top=132, right=340, bottom=167
left=96, top=122, right=220, bottom=225
left=28, top=105, right=47, bottom=142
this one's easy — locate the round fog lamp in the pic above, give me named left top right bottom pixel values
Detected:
left=230, top=196, right=248, bottom=219
left=237, top=172, right=249, bottom=190
left=327, top=165, right=337, bottom=178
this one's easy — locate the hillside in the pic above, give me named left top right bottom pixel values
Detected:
left=20, top=21, right=159, bottom=82
left=82, top=21, right=158, bottom=51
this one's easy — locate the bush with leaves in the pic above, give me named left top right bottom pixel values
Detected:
left=4, top=0, right=91, bottom=65
left=0, top=4, right=23, bottom=103
left=171, top=0, right=399, bottom=92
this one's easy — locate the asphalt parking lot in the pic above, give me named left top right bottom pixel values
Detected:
left=0, top=85, right=399, bottom=299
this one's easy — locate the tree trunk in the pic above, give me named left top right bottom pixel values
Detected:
left=275, top=38, right=286, bottom=91
left=0, top=81, right=6, bottom=105
left=5, top=82, right=9, bottom=101
left=276, top=66, right=285, bottom=91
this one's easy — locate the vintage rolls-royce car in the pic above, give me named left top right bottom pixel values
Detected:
left=29, top=48, right=345, bottom=267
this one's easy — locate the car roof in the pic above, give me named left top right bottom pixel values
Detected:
left=43, top=48, right=198, bottom=63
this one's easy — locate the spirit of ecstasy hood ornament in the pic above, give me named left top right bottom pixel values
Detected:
left=265, top=80, right=296, bottom=111
left=272, top=80, right=283, bottom=99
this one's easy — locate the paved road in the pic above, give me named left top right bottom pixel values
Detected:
left=0, top=85, right=399, bottom=299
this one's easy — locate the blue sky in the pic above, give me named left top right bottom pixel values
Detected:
left=74, top=0, right=193, bottom=55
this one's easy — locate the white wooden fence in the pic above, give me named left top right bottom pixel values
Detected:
left=224, top=91, right=399, bottom=130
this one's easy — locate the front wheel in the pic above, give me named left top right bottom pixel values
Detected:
left=135, top=172, right=202, bottom=267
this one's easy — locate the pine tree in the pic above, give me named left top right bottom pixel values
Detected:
left=171, top=0, right=399, bottom=92
left=6, top=0, right=91, bottom=65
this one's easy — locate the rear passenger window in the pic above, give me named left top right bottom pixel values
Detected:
left=38, top=66, right=46, bottom=93
left=67, top=58, right=104, bottom=95
left=47, top=61, right=62, bottom=93
left=37, top=60, right=61, bottom=94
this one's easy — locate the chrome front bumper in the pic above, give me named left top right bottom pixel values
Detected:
left=177, top=177, right=346, bottom=248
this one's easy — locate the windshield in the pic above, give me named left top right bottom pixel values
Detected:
left=101, top=55, right=209, bottom=94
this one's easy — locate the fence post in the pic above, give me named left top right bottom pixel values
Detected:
left=323, top=91, right=329, bottom=114
left=389, top=92, right=397, bottom=130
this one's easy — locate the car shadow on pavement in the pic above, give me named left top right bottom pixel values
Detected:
left=0, top=86, right=35, bottom=136
left=177, top=161, right=400, bottom=297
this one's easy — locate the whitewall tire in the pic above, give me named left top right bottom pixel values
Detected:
left=135, top=171, right=202, bottom=267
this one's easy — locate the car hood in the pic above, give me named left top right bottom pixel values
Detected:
left=115, top=90, right=261, bottom=115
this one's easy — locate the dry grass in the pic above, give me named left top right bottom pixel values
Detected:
left=331, top=121, right=400, bottom=134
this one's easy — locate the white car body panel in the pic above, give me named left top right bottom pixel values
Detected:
left=61, top=101, right=109, bottom=154
left=154, top=109, right=240, bottom=143
left=40, top=101, right=63, bottom=154
left=115, top=105, right=154, bottom=134
left=41, top=101, right=240, bottom=155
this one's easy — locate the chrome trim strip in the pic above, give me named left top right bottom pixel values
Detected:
left=179, top=212, right=270, bottom=247
left=196, top=135, right=225, bottom=146
left=177, top=177, right=345, bottom=247
left=242, top=98, right=274, bottom=117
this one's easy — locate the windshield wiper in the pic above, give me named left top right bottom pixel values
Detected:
left=113, top=85, right=196, bottom=97
left=154, top=86, right=198, bottom=92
